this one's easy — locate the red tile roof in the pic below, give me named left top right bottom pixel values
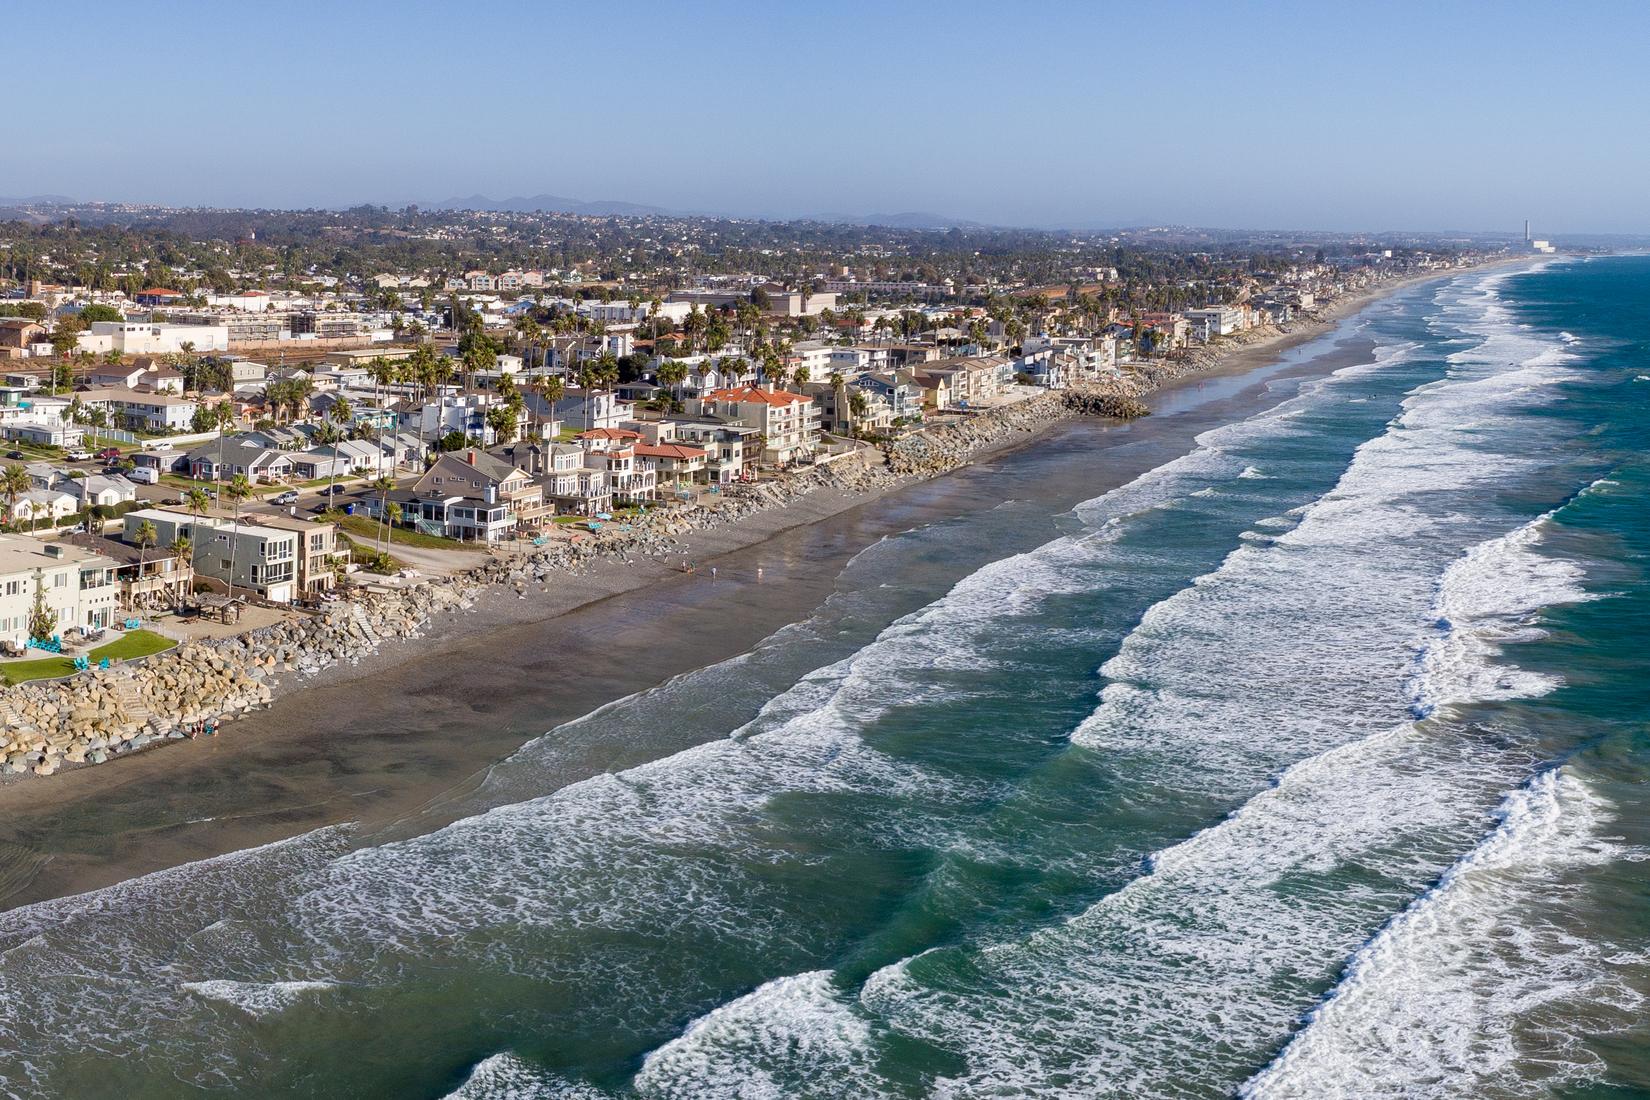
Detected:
left=575, top=427, right=643, bottom=440
left=704, top=384, right=809, bottom=406
left=635, top=442, right=708, bottom=461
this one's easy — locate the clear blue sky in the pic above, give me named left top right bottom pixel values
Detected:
left=7, top=0, right=1646, bottom=234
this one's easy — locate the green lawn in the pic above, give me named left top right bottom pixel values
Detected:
left=3, top=441, right=63, bottom=460
left=329, top=511, right=467, bottom=550
left=0, top=629, right=177, bottom=685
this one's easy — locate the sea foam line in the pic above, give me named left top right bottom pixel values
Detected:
left=1240, top=768, right=1632, bottom=1100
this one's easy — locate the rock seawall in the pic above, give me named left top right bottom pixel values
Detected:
left=0, top=324, right=1316, bottom=781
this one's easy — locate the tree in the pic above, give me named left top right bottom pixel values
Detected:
left=485, top=403, right=518, bottom=445
left=212, top=401, right=236, bottom=507
left=1, top=464, right=29, bottom=529
left=372, top=475, right=395, bottom=553
left=829, top=371, right=851, bottom=436
left=169, top=534, right=192, bottom=588
left=535, top=374, right=565, bottom=438
left=223, top=474, right=252, bottom=603
left=78, top=304, right=123, bottom=325
left=49, top=316, right=84, bottom=365
left=26, top=571, right=54, bottom=645
left=186, top=486, right=211, bottom=523
left=655, top=359, right=688, bottom=400
left=134, top=519, right=158, bottom=579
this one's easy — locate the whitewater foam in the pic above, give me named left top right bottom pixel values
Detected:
left=1243, top=769, right=1636, bottom=1099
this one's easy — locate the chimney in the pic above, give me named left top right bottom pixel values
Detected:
left=467, top=450, right=476, bottom=465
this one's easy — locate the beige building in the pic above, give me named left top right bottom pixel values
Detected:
left=688, top=384, right=820, bottom=466
left=0, top=537, right=119, bottom=648
left=249, top=514, right=345, bottom=593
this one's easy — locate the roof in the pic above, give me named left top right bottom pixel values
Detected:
left=0, top=534, right=112, bottom=576
left=137, top=288, right=182, bottom=297
left=576, top=427, right=643, bottom=441
left=703, top=384, right=810, bottom=406
left=635, top=442, right=708, bottom=461
left=423, top=449, right=525, bottom=486
left=62, top=532, right=152, bottom=566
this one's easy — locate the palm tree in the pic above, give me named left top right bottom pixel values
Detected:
left=212, top=401, right=236, bottom=504
left=372, top=475, right=395, bottom=553
left=325, top=396, right=353, bottom=499
left=367, top=355, right=396, bottom=422
left=655, top=359, right=688, bottom=403
left=167, top=534, right=191, bottom=606
left=829, top=371, right=851, bottom=436
left=575, top=362, right=601, bottom=431
left=536, top=374, right=565, bottom=438
left=224, top=474, right=252, bottom=604
left=1, top=464, right=29, bottom=530
left=134, top=519, right=158, bottom=581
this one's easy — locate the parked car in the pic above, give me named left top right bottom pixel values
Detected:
left=65, top=449, right=93, bottom=462
left=4, top=450, right=23, bottom=460
left=270, top=490, right=300, bottom=506
left=146, top=441, right=173, bottom=452
left=97, top=448, right=123, bottom=462
left=128, top=467, right=159, bottom=485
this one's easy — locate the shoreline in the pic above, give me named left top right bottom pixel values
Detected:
left=0, top=266, right=1476, bottom=908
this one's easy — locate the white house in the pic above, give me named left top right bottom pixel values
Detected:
left=0, top=537, right=119, bottom=646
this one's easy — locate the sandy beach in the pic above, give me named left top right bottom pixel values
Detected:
left=0, top=272, right=1454, bottom=909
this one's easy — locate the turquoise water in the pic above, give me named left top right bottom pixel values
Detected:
left=2, top=258, right=1648, bottom=1098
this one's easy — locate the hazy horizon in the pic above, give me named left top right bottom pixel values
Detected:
left=5, top=0, right=1646, bottom=235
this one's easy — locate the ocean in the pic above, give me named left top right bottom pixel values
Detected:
left=1, top=256, right=1647, bottom=1098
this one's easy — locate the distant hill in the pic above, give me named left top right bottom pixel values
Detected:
left=0, top=194, right=77, bottom=206
left=809, top=211, right=990, bottom=230
left=419, top=195, right=988, bottom=229
left=422, top=193, right=676, bottom=216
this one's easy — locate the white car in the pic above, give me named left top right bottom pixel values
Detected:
left=65, top=449, right=93, bottom=462
left=147, top=441, right=174, bottom=452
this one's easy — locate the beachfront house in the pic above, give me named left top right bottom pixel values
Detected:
left=662, top=417, right=757, bottom=484
left=248, top=514, right=345, bottom=595
left=536, top=443, right=613, bottom=515
left=686, top=384, right=820, bottom=467
left=123, top=508, right=301, bottom=604
left=0, top=536, right=119, bottom=648
left=63, top=532, right=194, bottom=611
left=402, top=450, right=550, bottom=541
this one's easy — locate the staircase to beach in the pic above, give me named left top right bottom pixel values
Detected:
left=111, top=679, right=155, bottom=729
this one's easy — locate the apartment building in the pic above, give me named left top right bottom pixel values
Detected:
left=123, top=509, right=301, bottom=604
left=688, top=384, right=820, bottom=466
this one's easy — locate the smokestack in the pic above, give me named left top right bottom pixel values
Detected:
left=1525, top=219, right=1531, bottom=242
left=467, top=450, right=475, bottom=465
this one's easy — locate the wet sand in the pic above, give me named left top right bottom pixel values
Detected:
left=0, top=282, right=1437, bottom=909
